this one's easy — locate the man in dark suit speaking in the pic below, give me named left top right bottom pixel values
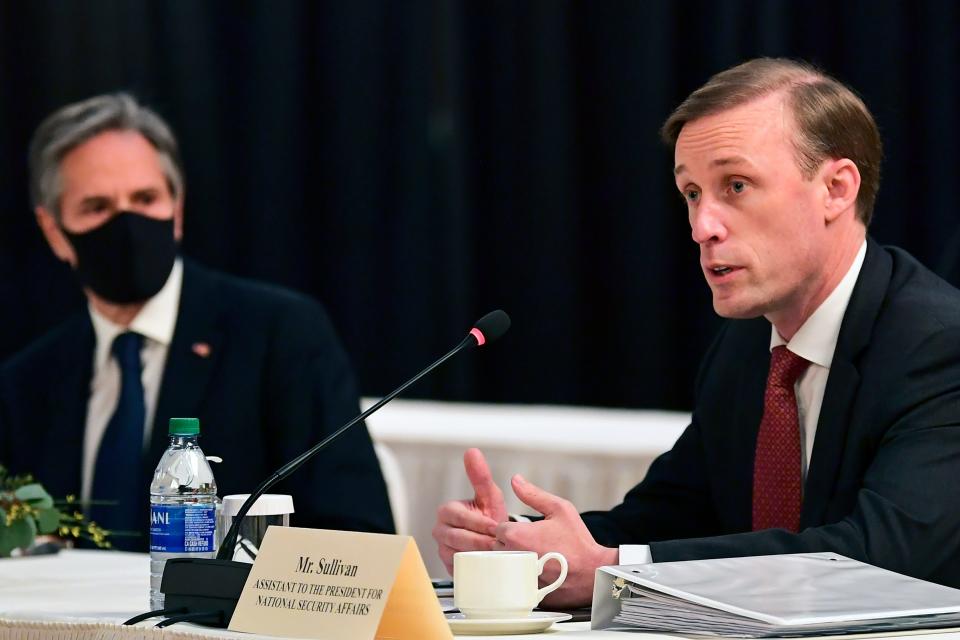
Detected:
left=0, top=94, right=394, bottom=549
left=434, top=58, right=960, bottom=604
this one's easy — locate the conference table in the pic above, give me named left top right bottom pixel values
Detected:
left=3, top=551, right=960, bottom=640
left=0, top=550, right=620, bottom=639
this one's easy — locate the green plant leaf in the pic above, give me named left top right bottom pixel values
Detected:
left=0, top=506, right=5, bottom=522
left=14, top=484, right=53, bottom=509
left=0, top=516, right=36, bottom=557
left=35, top=508, right=61, bottom=534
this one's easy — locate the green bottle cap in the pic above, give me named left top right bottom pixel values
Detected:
left=169, top=417, right=200, bottom=435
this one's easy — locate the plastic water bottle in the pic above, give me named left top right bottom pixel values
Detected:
left=149, top=417, right=218, bottom=610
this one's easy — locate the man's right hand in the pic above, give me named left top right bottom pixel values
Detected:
left=432, top=448, right=509, bottom=575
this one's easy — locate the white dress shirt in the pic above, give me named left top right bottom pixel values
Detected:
left=620, top=241, right=868, bottom=565
left=81, top=259, right=183, bottom=503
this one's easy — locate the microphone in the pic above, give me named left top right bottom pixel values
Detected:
left=130, top=310, right=511, bottom=628
left=470, top=309, right=510, bottom=345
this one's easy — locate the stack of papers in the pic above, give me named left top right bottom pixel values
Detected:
left=592, top=553, right=960, bottom=637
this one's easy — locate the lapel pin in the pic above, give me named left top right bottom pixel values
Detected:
left=191, top=342, right=212, bottom=358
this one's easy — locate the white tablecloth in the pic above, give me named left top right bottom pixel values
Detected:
left=0, top=550, right=617, bottom=639
left=364, top=400, right=690, bottom=577
left=4, top=551, right=960, bottom=640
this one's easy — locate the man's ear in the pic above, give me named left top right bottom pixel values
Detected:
left=822, top=158, right=861, bottom=223
left=173, top=195, right=184, bottom=242
left=35, top=206, right=78, bottom=268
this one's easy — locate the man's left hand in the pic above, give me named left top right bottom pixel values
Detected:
left=493, top=474, right=618, bottom=608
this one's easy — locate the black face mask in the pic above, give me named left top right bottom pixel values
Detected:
left=63, top=211, right=177, bottom=304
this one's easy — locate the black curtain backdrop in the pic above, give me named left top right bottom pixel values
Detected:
left=2, top=1, right=959, bottom=410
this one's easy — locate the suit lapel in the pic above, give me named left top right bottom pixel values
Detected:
left=730, top=321, right=772, bottom=530
left=802, top=238, right=891, bottom=526
left=149, top=261, right=223, bottom=465
left=43, top=315, right=94, bottom=496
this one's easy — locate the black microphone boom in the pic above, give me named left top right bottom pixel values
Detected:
left=134, top=310, right=510, bottom=628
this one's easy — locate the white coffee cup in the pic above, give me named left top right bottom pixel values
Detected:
left=453, top=550, right=569, bottom=619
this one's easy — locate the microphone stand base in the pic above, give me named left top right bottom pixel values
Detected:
left=160, top=557, right=252, bottom=628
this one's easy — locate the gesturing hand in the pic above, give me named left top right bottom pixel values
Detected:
left=493, top=474, right=617, bottom=608
left=432, top=448, right=509, bottom=574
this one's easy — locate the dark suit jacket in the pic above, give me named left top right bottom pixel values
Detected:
left=582, top=239, right=960, bottom=587
left=0, top=259, right=394, bottom=547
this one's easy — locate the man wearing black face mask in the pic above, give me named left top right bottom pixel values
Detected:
left=62, top=212, right=178, bottom=305
left=0, top=94, right=395, bottom=550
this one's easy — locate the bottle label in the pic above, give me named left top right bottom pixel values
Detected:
left=149, top=504, right=216, bottom=553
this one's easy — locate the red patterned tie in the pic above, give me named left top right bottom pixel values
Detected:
left=752, top=345, right=810, bottom=532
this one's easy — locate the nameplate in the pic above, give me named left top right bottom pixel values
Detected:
left=228, top=526, right=452, bottom=640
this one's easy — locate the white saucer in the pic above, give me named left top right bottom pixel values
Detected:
left=446, top=611, right=572, bottom=635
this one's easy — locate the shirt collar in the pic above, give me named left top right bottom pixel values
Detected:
left=89, top=258, right=183, bottom=370
left=770, top=240, right=867, bottom=368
